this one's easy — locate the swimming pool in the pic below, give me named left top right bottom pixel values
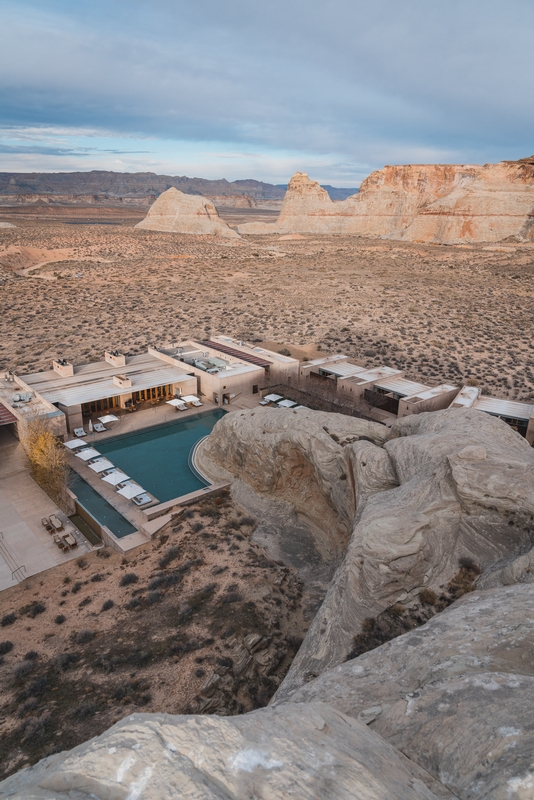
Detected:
left=96, top=408, right=226, bottom=503
left=71, top=474, right=137, bottom=538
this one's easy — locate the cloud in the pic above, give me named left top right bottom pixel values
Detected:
left=0, top=0, right=533, bottom=181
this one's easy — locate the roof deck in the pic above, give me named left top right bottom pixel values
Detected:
left=473, top=396, right=534, bottom=421
left=344, top=366, right=403, bottom=385
left=449, top=386, right=480, bottom=409
left=374, top=377, right=430, bottom=398
left=21, top=353, right=193, bottom=408
left=403, top=384, right=458, bottom=403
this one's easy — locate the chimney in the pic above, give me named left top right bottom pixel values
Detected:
left=113, top=374, right=132, bottom=388
left=52, top=359, right=74, bottom=377
left=105, top=350, right=127, bottom=367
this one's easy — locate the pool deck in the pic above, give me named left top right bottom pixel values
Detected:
left=0, top=427, right=90, bottom=592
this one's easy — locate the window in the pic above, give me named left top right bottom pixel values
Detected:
left=252, top=385, right=258, bottom=394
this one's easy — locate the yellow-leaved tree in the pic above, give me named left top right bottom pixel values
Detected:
left=19, top=416, right=71, bottom=509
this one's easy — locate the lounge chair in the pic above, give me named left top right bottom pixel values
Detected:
left=259, top=399, right=270, bottom=405
left=41, top=517, right=50, bottom=528
left=93, top=422, right=107, bottom=433
left=73, top=427, right=86, bottom=438
left=132, top=493, right=152, bottom=507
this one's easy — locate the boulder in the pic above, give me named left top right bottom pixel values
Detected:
left=237, top=161, right=534, bottom=243
left=135, top=187, right=240, bottom=238
left=0, top=703, right=453, bottom=799
left=285, top=584, right=534, bottom=800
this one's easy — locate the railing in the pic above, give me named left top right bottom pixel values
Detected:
left=0, top=532, right=26, bottom=582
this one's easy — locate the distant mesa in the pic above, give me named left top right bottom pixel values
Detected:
left=238, top=159, right=534, bottom=243
left=135, top=187, right=240, bottom=238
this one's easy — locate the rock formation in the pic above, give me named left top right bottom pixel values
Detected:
left=238, top=159, right=534, bottom=243
left=135, top=187, right=240, bottom=238
left=2, top=407, right=534, bottom=799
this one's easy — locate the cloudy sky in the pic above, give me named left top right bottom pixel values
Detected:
left=1, top=0, right=533, bottom=185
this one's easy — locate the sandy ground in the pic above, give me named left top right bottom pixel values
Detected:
left=0, top=491, right=305, bottom=780
left=1, top=206, right=532, bottom=400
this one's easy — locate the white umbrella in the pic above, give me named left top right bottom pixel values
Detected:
left=88, top=419, right=93, bottom=433
left=117, top=482, right=144, bottom=499
left=99, top=414, right=119, bottom=423
left=88, top=458, right=115, bottom=473
left=264, top=394, right=283, bottom=402
left=75, top=447, right=100, bottom=461
left=102, top=470, right=130, bottom=486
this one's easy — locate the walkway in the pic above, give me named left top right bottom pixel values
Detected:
left=0, top=428, right=89, bottom=592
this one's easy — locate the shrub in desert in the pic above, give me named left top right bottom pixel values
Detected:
left=19, top=416, right=71, bottom=509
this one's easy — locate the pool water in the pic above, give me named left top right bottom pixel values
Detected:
left=97, top=409, right=226, bottom=502
left=71, top=475, right=137, bottom=538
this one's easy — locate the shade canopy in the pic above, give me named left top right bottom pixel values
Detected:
left=98, top=414, right=119, bottom=423
left=263, top=394, right=283, bottom=402
left=166, top=398, right=186, bottom=407
left=117, top=482, right=144, bottom=499
left=102, top=470, right=129, bottom=486
left=278, top=399, right=297, bottom=408
left=181, top=395, right=200, bottom=402
left=64, top=438, right=87, bottom=449
left=75, top=447, right=100, bottom=461
left=88, top=458, right=115, bottom=473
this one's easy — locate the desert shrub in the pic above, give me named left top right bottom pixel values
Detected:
left=277, top=348, right=291, bottom=356
left=222, top=592, right=243, bottom=604
left=28, top=675, right=48, bottom=696
left=63, top=576, right=71, bottom=584
left=125, top=597, right=142, bottom=611
left=77, top=557, right=87, bottom=569
left=191, top=521, right=204, bottom=533
left=188, top=583, right=217, bottom=610
left=1, top=613, right=16, bottom=627
left=78, top=597, right=92, bottom=608
left=60, top=590, right=68, bottom=597
left=71, top=582, right=83, bottom=594
left=23, top=650, right=39, bottom=661
left=225, top=519, right=240, bottom=531
left=19, top=712, right=51, bottom=744
left=420, top=588, right=438, bottom=606
left=0, top=640, right=14, bottom=655
left=101, top=599, right=114, bottom=612
left=97, top=548, right=111, bottom=558
left=145, top=591, right=163, bottom=606
left=75, top=628, right=96, bottom=645
left=182, top=509, right=195, bottom=519
left=458, top=557, right=482, bottom=574
left=240, top=516, right=256, bottom=527
left=28, top=602, right=46, bottom=618
left=158, top=546, right=180, bottom=569
left=55, top=614, right=66, bottom=625
left=13, top=660, right=35, bottom=680
left=120, top=572, right=139, bottom=587
left=195, top=668, right=205, bottom=678
left=17, top=697, right=38, bottom=717
left=71, top=700, right=96, bottom=719
left=90, top=573, right=104, bottom=582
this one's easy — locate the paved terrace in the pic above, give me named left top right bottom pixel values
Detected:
left=0, top=428, right=90, bottom=592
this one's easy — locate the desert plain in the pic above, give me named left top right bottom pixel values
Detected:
left=1, top=204, right=533, bottom=402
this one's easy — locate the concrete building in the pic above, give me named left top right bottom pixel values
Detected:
left=448, top=386, right=534, bottom=444
left=18, top=351, right=197, bottom=435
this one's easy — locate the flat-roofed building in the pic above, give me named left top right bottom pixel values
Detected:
left=299, top=354, right=355, bottom=380
left=449, top=386, right=481, bottom=409
left=150, top=340, right=266, bottom=406
left=21, top=351, right=197, bottom=434
left=398, top=384, right=460, bottom=417
left=472, top=396, right=534, bottom=444
left=338, top=366, right=404, bottom=404
left=208, top=336, right=300, bottom=385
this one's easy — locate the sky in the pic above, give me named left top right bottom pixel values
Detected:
left=0, top=0, right=533, bottom=186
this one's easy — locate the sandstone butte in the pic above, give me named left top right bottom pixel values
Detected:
left=3, top=407, right=534, bottom=799
left=135, top=186, right=240, bottom=238
left=237, top=156, right=534, bottom=243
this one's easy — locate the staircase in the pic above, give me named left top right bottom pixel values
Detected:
left=0, top=532, right=26, bottom=582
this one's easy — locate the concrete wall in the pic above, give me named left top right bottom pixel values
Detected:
left=527, top=413, right=534, bottom=446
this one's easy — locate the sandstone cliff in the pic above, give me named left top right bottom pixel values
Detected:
left=238, top=160, right=534, bottom=243
left=2, top=408, right=534, bottom=799
left=135, top=187, right=240, bottom=237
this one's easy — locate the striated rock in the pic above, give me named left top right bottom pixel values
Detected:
left=197, top=407, right=388, bottom=560
left=0, top=703, right=453, bottom=799
left=285, top=585, right=534, bottom=800
left=238, top=161, right=534, bottom=243
left=135, top=187, right=240, bottom=238
left=276, top=408, right=534, bottom=697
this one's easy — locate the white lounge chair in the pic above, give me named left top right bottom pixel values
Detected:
left=132, top=492, right=152, bottom=507
left=73, top=427, right=86, bottom=438
left=93, top=422, right=107, bottom=432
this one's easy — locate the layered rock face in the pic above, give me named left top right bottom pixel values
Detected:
left=238, top=160, right=534, bottom=243
left=135, top=187, right=240, bottom=237
left=3, top=407, right=534, bottom=799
